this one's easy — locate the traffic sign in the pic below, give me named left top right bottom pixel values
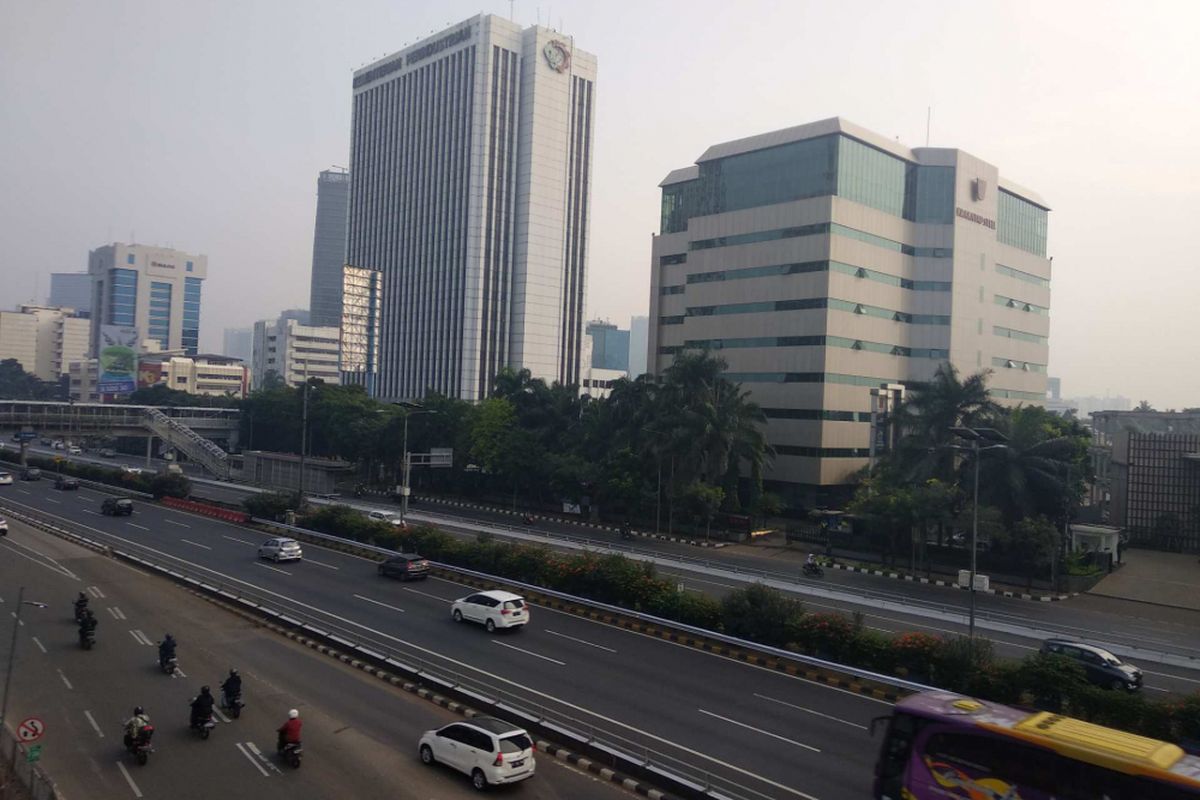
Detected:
left=25, top=744, right=42, bottom=763
left=17, top=431, right=36, bottom=441
left=17, top=717, right=45, bottom=743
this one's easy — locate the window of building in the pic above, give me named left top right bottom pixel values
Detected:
left=659, top=253, right=688, bottom=266
left=186, top=261, right=194, bottom=272
left=836, top=137, right=907, bottom=217
left=993, top=325, right=1047, bottom=345
left=126, top=253, right=135, bottom=265
left=108, top=268, right=138, bottom=327
left=660, top=285, right=685, bottom=295
left=148, top=281, right=173, bottom=349
left=996, top=263, right=1050, bottom=288
left=997, top=189, right=1049, bottom=256
left=182, top=277, right=202, bottom=356
left=994, top=294, right=1049, bottom=316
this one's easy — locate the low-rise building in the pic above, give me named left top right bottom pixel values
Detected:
left=68, top=359, right=101, bottom=403
left=251, top=316, right=340, bottom=389
left=0, top=305, right=91, bottom=380
left=142, top=354, right=248, bottom=398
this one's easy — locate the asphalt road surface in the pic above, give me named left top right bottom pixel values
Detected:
left=0, top=481, right=893, bottom=800
left=0, top=517, right=640, bottom=800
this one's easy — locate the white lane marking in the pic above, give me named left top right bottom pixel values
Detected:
left=236, top=742, right=271, bottom=777
left=1143, top=669, right=1200, bottom=686
left=660, top=571, right=741, bottom=590
left=0, top=519, right=821, bottom=799
left=84, top=710, right=105, bottom=738
left=130, top=629, right=154, bottom=647
left=9, top=612, right=24, bottom=626
left=753, top=693, right=868, bottom=730
left=129, top=630, right=145, bottom=646
left=112, top=606, right=127, bottom=620
left=31, top=636, right=47, bottom=654
left=212, top=706, right=230, bottom=723
left=90, top=585, right=106, bottom=599
left=1145, top=686, right=1171, bottom=693
left=254, top=562, right=292, bottom=576
left=44, top=497, right=60, bottom=504
left=244, top=740, right=283, bottom=774
left=127, top=523, right=150, bottom=531
left=492, top=639, right=566, bottom=666
left=164, top=519, right=190, bottom=528
left=175, top=667, right=188, bottom=679
left=401, top=585, right=454, bottom=602
left=116, top=761, right=144, bottom=797
left=16, top=488, right=31, bottom=495
left=107, top=607, right=120, bottom=619
left=181, top=539, right=212, bottom=550
left=223, top=535, right=257, bottom=546
left=306, top=559, right=340, bottom=570
left=544, top=629, right=617, bottom=653
left=57, top=669, right=73, bottom=689
left=82, top=509, right=102, bottom=515
left=352, top=594, right=405, bottom=614
left=0, top=539, right=78, bottom=580
left=698, top=709, right=821, bottom=754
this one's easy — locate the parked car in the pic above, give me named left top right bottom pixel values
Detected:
left=258, top=537, right=303, bottom=562
left=21, top=468, right=42, bottom=481
left=378, top=553, right=430, bottom=581
left=0, top=472, right=13, bottom=486
left=368, top=510, right=407, bottom=528
left=51, top=440, right=65, bottom=450
left=418, top=717, right=535, bottom=790
left=67, top=445, right=81, bottom=455
left=98, top=448, right=117, bottom=458
left=1039, top=639, right=1143, bottom=691
left=101, top=497, right=135, bottom=516
left=54, top=476, right=80, bottom=490
left=450, top=590, right=528, bottom=632
left=0, top=517, right=7, bottom=536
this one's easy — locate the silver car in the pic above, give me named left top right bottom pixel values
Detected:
left=257, top=537, right=303, bottom=563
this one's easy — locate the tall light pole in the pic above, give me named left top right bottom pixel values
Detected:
left=297, top=363, right=311, bottom=507
left=392, top=402, right=437, bottom=525
left=948, top=426, right=1008, bottom=643
left=1, top=588, right=47, bottom=730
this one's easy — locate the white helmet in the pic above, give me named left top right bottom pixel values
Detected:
left=288, top=709, right=299, bottom=719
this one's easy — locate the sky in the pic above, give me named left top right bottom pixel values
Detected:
left=1, top=0, right=1198, bottom=407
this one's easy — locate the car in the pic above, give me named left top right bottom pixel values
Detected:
left=0, top=472, right=12, bottom=486
left=99, top=448, right=117, bottom=458
left=39, top=438, right=52, bottom=446
left=1040, top=639, right=1143, bottom=691
left=51, top=441, right=64, bottom=450
left=101, top=497, right=135, bottom=516
left=67, top=445, right=81, bottom=455
left=21, top=468, right=42, bottom=481
left=54, top=476, right=80, bottom=490
left=120, top=465, right=145, bottom=475
left=378, top=553, right=430, bottom=581
left=368, top=510, right=407, bottom=528
left=0, top=517, right=7, bottom=536
left=418, top=717, right=535, bottom=790
left=450, top=590, right=528, bottom=632
left=258, top=537, right=303, bottom=562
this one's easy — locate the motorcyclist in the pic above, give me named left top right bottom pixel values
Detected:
left=124, top=706, right=151, bottom=749
left=190, top=686, right=215, bottom=728
left=158, top=634, right=177, bottom=669
left=277, top=709, right=302, bottom=750
left=73, top=592, right=89, bottom=620
left=221, top=669, right=242, bottom=707
left=78, top=608, right=97, bottom=639
left=806, top=553, right=817, bottom=568
left=620, top=522, right=633, bottom=540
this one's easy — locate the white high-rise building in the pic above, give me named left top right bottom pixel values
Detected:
left=87, top=243, right=207, bottom=356
left=0, top=305, right=90, bottom=380
left=348, top=14, right=597, bottom=400
left=251, top=317, right=341, bottom=390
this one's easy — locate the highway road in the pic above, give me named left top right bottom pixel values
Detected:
left=0, top=518, right=623, bottom=800
left=0, top=480, right=894, bottom=800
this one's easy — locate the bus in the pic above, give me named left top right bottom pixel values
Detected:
left=873, top=690, right=1200, bottom=799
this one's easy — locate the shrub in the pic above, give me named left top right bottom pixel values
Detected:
left=792, top=612, right=857, bottom=659
left=1016, top=653, right=1088, bottom=712
left=148, top=472, right=191, bottom=499
left=244, top=491, right=299, bottom=520
left=720, top=584, right=804, bottom=648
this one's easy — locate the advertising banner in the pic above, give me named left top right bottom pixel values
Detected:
left=98, top=325, right=139, bottom=395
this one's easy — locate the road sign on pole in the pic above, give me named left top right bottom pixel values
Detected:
left=16, top=717, right=45, bottom=743
left=25, top=744, right=42, bottom=763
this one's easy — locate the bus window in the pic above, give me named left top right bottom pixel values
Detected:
left=875, top=712, right=920, bottom=799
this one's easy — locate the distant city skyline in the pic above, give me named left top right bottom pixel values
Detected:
left=2, top=2, right=1198, bottom=406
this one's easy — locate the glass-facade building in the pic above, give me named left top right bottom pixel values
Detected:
left=308, top=168, right=350, bottom=329
left=648, top=118, right=1051, bottom=507
left=348, top=14, right=597, bottom=401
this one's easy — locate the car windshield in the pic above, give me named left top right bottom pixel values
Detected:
left=503, top=600, right=524, bottom=610
left=499, top=733, right=532, bottom=753
left=1096, top=649, right=1122, bottom=665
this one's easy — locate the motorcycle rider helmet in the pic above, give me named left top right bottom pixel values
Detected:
left=288, top=709, right=299, bottom=719
left=134, top=706, right=144, bottom=716
left=229, top=668, right=238, bottom=677
left=201, top=685, right=211, bottom=695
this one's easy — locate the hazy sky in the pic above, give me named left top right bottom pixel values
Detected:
left=2, top=1, right=1197, bottom=407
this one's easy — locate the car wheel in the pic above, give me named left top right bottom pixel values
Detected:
left=471, top=768, right=487, bottom=791
left=419, top=744, right=435, bottom=765
left=452, top=609, right=463, bottom=623
left=485, top=618, right=496, bottom=633
left=378, top=565, right=386, bottom=576
left=273, top=554, right=280, bottom=563
left=1110, top=678, right=1125, bottom=691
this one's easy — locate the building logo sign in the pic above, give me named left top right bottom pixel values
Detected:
left=352, top=25, right=471, bottom=88
left=971, top=178, right=988, bottom=202
left=955, top=207, right=996, bottom=229
left=543, top=40, right=571, bottom=73
left=150, top=260, right=175, bottom=270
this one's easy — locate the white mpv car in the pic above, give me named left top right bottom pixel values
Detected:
left=257, top=537, right=303, bottom=562
left=418, top=717, right=535, bottom=790
left=450, top=590, right=528, bottom=632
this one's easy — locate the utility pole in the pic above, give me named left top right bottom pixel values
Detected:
left=400, top=411, right=411, bottom=525
left=0, top=587, right=24, bottom=730
left=298, top=363, right=309, bottom=507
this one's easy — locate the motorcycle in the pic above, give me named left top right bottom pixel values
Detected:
left=79, top=627, right=96, bottom=650
left=620, top=524, right=634, bottom=541
left=521, top=514, right=534, bottom=525
left=190, top=711, right=216, bottom=740
left=802, top=562, right=825, bottom=579
left=160, top=655, right=178, bottom=675
left=73, top=602, right=89, bottom=624
left=278, top=740, right=303, bottom=768
left=221, top=691, right=244, bottom=719
left=125, top=726, right=155, bottom=766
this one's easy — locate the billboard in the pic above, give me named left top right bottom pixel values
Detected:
left=138, top=361, right=164, bottom=389
left=98, top=326, right=139, bottom=395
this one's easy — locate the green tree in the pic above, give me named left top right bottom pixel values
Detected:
left=893, top=363, right=1001, bottom=482
left=978, top=406, right=1088, bottom=525
left=679, top=481, right=725, bottom=537
left=469, top=397, right=518, bottom=475
left=1002, top=515, right=1060, bottom=589
left=0, top=359, right=57, bottom=400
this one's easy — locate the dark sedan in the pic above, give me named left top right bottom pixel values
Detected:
left=1040, top=639, right=1143, bottom=691
left=377, top=553, right=431, bottom=581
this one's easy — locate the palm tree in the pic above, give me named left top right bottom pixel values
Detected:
left=893, top=363, right=1001, bottom=481
left=977, top=406, right=1081, bottom=525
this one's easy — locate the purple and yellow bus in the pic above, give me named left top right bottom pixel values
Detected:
left=873, top=690, right=1200, bottom=799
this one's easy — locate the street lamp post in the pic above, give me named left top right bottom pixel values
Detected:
left=0, top=588, right=47, bottom=731
left=948, top=426, right=1008, bottom=643
left=392, top=402, right=437, bottom=526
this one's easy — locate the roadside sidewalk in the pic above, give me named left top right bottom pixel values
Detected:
left=1089, top=548, right=1200, bottom=611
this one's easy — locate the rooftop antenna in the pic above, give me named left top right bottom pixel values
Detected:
left=926, top=106, right=931, bottom=147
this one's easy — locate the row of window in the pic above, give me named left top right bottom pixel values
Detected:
left=680, top=258, right=951, bottom=292
left=661, top=336, right=948, bottom=360
left=990, top=387, right=1047, bottom=401
left=997, top=189, right=1049, bottom=257
left=993, top=325, right=1047, bottom=345
left=685, top=296, right=951, bottom=325
left=723, top=371, right=899, bottom=387
left=762, top=408, right=873, bottom=422
left=994, top=294, right=1049, bottom=315
left=991, top=356, right=1047, bottom=373
left=688, top=221, right=952, bottom=259
left=996, top=262, right=1049, bottom=288
left=774, top=445, right=872, bottom=458
left=108, top=268, right=138, bottom=327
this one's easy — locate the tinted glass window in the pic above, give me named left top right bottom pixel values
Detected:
left=464, top=730, right=493, bottom=751
left=499, top=733, right=532, bottom=753
left=438, top=725, right=468, bottom=743
left=504, top=600, right=525, bottom=610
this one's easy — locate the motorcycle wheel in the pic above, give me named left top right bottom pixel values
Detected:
left=231, top=704, right=241, bottom=719
left=200, top=727, right=210, bottom=740
left=136, top=751, right=148, bottom=766
left=288, top=752, right=301, bottom=768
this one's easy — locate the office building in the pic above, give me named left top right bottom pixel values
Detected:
left=48, top=273, right=92, bottom=316
left=580, top=335, right=626, bottom=399
left=649, top=118, right=1051, bottom=506
left=628, top=315, right=649, bottom=378
left=349, top=14, right=597, bottom=400
left=67, top=359, right=100, bottom=403
left=223, top=327, right=253, bottom=363
left=251, top=316, right=340, bottom=389
left=0, top=305, right=90, bottom=380
left=1107, top=428, right=1200, bottom=553
left=87, top=243, right=207, bottom=356
left=339, top=264, right=383, bottom=390
left=586, top=319, right=630, bottom=373
left=142, top=355, right=249, bottom=398
left=279, top=308, right=310, bottom=325
left=309, top=168, right=351, bottom=329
